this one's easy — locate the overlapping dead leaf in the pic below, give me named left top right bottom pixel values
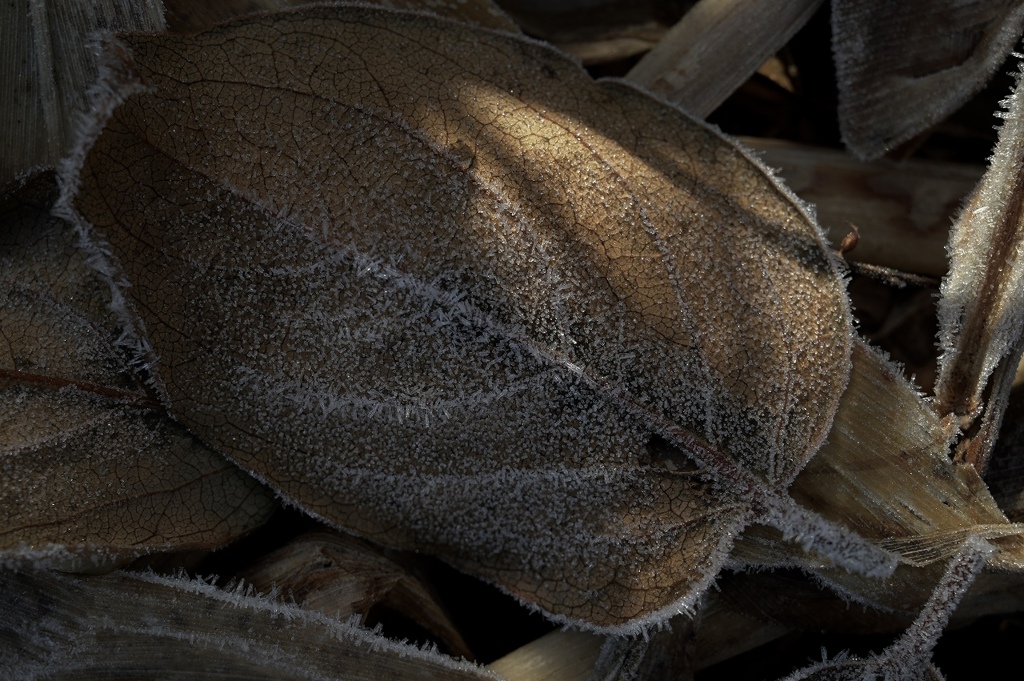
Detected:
left=1, top=173, right=276, bottom=571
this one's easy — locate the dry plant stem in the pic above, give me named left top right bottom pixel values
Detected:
left=956, top=343, right=1024, bottom=473
left=488, top=630, right=602, bottom=681
left=888, top=537, right=993, bottom=657
left=938, top=181, right=1024, bottom=418
left=936, top=67, right=1024, bottom=474
left=782, top=536, right=993, bottom=680
left=625, top=0, right=823, bottom=117
left=745, top=137, right=982, bottom=277
left=788, top=341, right=1016, bottom=566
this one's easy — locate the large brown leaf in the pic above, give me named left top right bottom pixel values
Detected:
left=0, top=173, right=276, bottom=571
left=63, top=5, right=878, bottom=629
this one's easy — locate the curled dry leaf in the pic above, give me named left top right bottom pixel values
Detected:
left=0, top=173, right=276, bottom=571
left=239, top=531, right=473, bottom=659
left=0, top=569, right=498, bottom=680
left=64, top=5, right=880, bottom=630
left=832, top=0, right=1024, bottom=159
left=936, top=65, right=1024, bottom=471
left=0, top=0, right=166, bottom=183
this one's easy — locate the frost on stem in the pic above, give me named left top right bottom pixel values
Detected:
left=936, top=60, right=1024, bottom=470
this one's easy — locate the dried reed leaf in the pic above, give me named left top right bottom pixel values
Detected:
left=729, top=340, right=1024, bottom=620
left=832, top=0, right=1024, bottom=159
left=64, top=5, right=884, bottom=630
left=626, top=0, right=823, bottom=117
left=240, top=531, right=472, bottom=659
left=936, top=65, right=1024, bottom=471
left=791, top=341, right=1015, bottom=567
left=0, top=569, right=498, bottom=680
left=0, top=0, right=165, bottom=183
left=488, top=630, right=602, bottom=681
left=0, top=174, right=276, bottom=571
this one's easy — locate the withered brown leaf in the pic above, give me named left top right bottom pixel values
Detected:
left=0, top=174, right=276, bottom=571
left=0, top=569, right=498, bottom=680
left=64, top=5, right=881, bottom=630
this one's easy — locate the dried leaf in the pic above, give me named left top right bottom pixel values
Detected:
left=832, top=0, right=1024, bottom=159
left=0, top=0, right=165, bottom=183
left=790, top=341, right=1016, bottom=568
left=0, top=569, right=498, bottom=680
left=488, top=631, right=603, bottom=681
left=239, top=531, right=473, bottom=659
left=726, top=339, right=1024, bottom=635
left=63, top=5, right=883, bottom=630
left=936, top=64, right=1024, bottom=471
left=0, top=173, right=276, bottom=571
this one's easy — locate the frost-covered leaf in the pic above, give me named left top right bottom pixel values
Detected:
left=832, top=0, right=1024, bottom=160
left=0, top=0, right=165, bottom=183
left=936, top=64, right=1024, bottom=471
left=0, top=569, right=498, bottom=680
left=0, top=173, right=276, bottom=571
left=63, top=5, right=882, bottom=630
left=239, top=531, right=473, bottom=659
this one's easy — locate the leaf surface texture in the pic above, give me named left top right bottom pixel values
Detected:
left=66, top=6, right=854, bottom=629
left=1, top=174, right=276, bottom=571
